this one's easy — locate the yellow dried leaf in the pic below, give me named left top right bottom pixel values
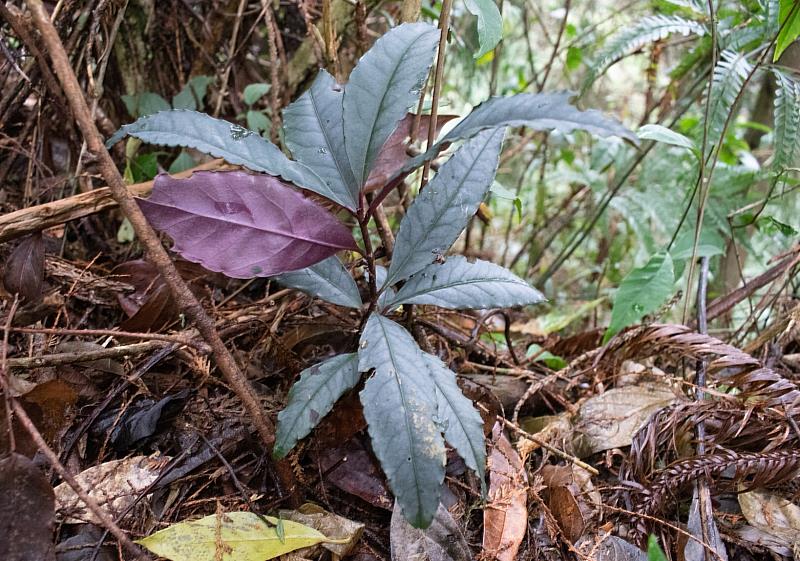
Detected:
left=137, top=511, right=332, bottom=561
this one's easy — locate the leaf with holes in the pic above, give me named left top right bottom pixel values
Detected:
left=137, top=171, right=357, bottom=278
left=386, top=256, right=544, bottom=310
left=358, top=314, right=445, bottom=528
left=343, top=23, right=440, bottom=186
left=284, top=70, right=359, bottom=210
left=274, top=256, right=362, bottom=308
left=274, top=353, right=361, bottom=459
left=107, top=111, right=353, bottom=209
left=422, top=352, right=486, bottom=494
left=604, top=251, right=674, bottom=342
left=385, top=128, right=504, bottom=287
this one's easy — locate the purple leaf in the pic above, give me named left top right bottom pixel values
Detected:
left=138, top=171, right=358, bottom=278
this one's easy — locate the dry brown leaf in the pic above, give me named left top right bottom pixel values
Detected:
left=482, top=422, right=527, bottom=561
left=280, top=502, right=364, bottom=559
left=574, top=382, right=679, bottom=456
left=54, top=455, right=169, bottom=524
left=390, top=501, right=472, bottom=561
left=739, top=489, right=800, bottom=553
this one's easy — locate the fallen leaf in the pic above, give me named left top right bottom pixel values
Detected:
left=279, top=503, right=364, bottom=558
left=54, top=455, right=169, bottom=524
left=137, top=511, right=334, bottom=561
left=574, top=382, right=679, bottom=456
left=576, top=535, right=647, bottom=561
left=390, top=501, right=472, bottom=561
left=483, top=422, right=527, bottom=561
left=0, top=453, right=56, bottom=561
left=3, top=232, right=45, bottom=302
left=320, top=438, right=393, bottom=509
left=56, top=524, right=116, bottom=561
left=739, top=489, right=800, bottom=552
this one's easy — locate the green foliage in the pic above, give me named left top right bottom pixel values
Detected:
left=706, top=50, right=752, bottom=146
left=584, top=15, right=706, bottom=90
left=464, top=0, right=503, bottom=58
left=772, top=70, right=800, bottom=169
left=604, top=251, right=675, bottom=342
left=775, top=0, right=800, bottom=61
left=647, top=535, right=669, bottom=561
left=110, top=22, right=635, bottom=528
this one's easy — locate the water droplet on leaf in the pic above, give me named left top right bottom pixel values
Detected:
left=229, top=124, right=253, bottom=140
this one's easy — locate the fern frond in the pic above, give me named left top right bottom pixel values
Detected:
left=584, top=16, right=706, bottom=90
left=705, top=50, right=752, bottom=146
left=772, top=70, right=800, bottom=169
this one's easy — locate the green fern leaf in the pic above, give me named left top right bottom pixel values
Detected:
left=705, top=50, right=752, bottom=147
left=772, top=70, right=800, bottom=169
left=584, top=16, right=706, bottom=90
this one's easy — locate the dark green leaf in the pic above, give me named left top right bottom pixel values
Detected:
left=274, top=353, right=361, bottom=458
left=756, top=215, right=798, bottom=236
left=243, top=83, right=271, bottom=106
left=775, top=0, right=800, bottom=61
left=386, top=256, right=544, bottom=310
left=421, top=352, right=486, bottom=493
left=172, top=76, right=213, bottom=111
left=385, top=129, right=504, bottom=287
left=358, top=314, right=445, bottom=528
left=604, top=251, right=674, bottom=342
left=274, top=256, right=363, bottom=308
left=284, top=70, right=358, bottom=210
left=122, top=92, right=170, bottom=118
left=647, top=536, right=669, bottom=561
left=464, top=0, right=503, bottom=58
left=343, top=23, right=440, bottom=186
left=106, top=111, right=354, bottom=209
left=772, top=70, right=800, bottom=169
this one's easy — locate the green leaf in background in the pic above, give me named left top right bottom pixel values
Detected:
left=604, top=251, right=674, bottom=342
left=122, top=92, right=170, bottom=118
left=246, top=110, right=271, bottom=134
left=756, top=215, right=798, bottom=236
left=172, top=76, right=213, bottom=111
left=490, top=181, right=523, bottom=221
left=647, top=535, right=669, bottom=561
left=385, top=129, right=504, bottom=287
left=386, top=256, right=544, bottom=310
left=526, top=344, right=568, bottom=369
left=274, top=353, right=361, bottom=458
left=637, top=124, right=698, bottom=156
left=136, top=511, right=331, bottom=561
left=168, top=150, right=196, bottom=174
left=464, top=0, right=503, bottom=59
left=566, top=46, right=583, bottom=71
left=775, top=0, right=800, bottom=62
left=669, top=227, right=726, bottom=263
left=422, top=352, right=486, bottom=493
left=243, top=83, right=271, bottom=106
left=358, top=314, right=445, bottom=528
left=343, top=23, right=439, bottom=186
left=274, top=256, right=363, bottom=308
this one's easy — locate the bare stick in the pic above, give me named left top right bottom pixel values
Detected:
left=6, top=340, right=167, bottom=369
left=24, top=1, right=279, bottom=456
left=0, top=159, right=224, bottom=244
left=10, top=326, right=208, bottom=351
left=477, top=403, right=599, bottom=475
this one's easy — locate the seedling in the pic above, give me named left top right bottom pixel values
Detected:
left=108, top=22, right=635, bottom=528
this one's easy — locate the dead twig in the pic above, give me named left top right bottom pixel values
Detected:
left=23, top=0, right=287, bottom=485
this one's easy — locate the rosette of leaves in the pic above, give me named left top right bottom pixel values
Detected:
left=108, top=22, right=636, bottom=528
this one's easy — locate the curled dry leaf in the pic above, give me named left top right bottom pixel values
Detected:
left=540, top=465, right=599, bottom=544
left=390, top=501, right=472, bottom=561
left=574, top=382, right=679, bottom=457
left=483, top=422, right=528, bottom=561
left=0, top=454, right=56, bottom=561
left=54, top=455, right=169, bottom=524
left=279, top=503, right=364, bottom=559
left=3, top=232, right=45, bottom=302
left=739, top=489, right=800, bottom=553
